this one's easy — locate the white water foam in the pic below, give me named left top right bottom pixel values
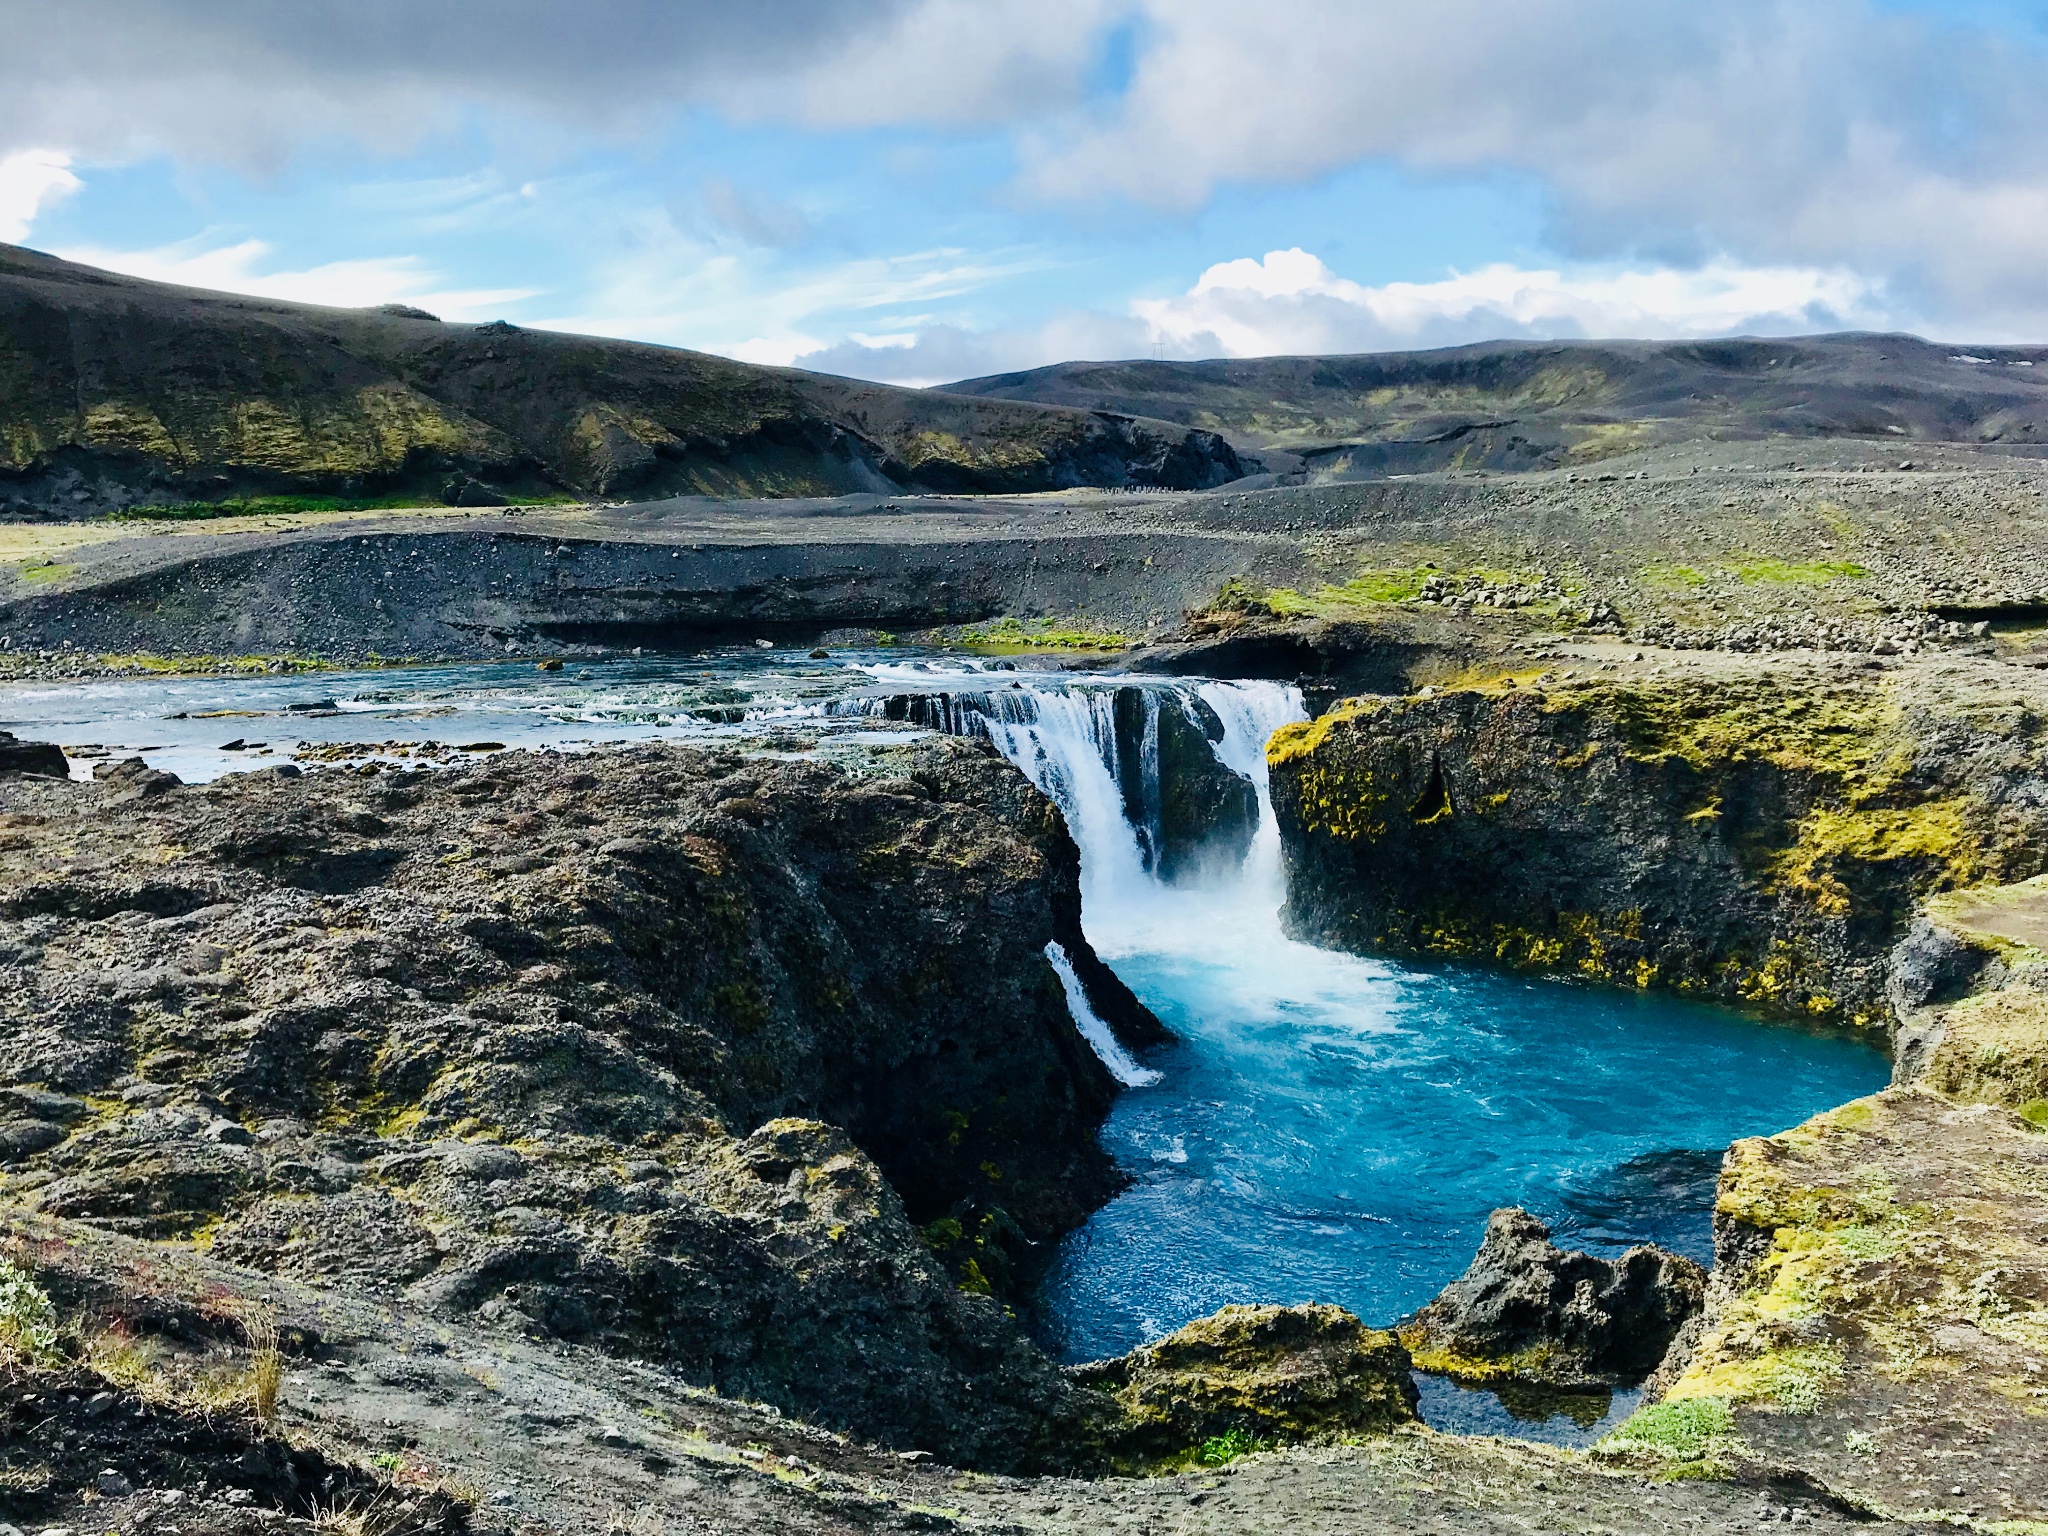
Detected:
left=962, top=675, right=1425, bottom=1074
left=989, top=678, right=1307, bottom=959
left=1045, top=940, right=1161, bottom=1086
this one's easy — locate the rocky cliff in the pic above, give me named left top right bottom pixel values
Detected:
left=0, top=735, right=1160, bottom=1469
left=1268, top=660, right=2048, bottom=1025
left=0, top=243, right=1249, bottom=515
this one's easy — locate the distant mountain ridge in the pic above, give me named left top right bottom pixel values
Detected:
left=942, top=335, right=2048, bottom=477
left=0, top=244, right=1250, bottom=516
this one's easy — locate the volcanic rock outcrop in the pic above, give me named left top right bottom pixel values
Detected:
left=1400, top=1208, right=1706, bottom=1388
left=1069, top=1303, right=1419, bottom=1466
left=1267, top=666, right=2048, bottom=1023
left=0, top=733, right=1163, bottom=1470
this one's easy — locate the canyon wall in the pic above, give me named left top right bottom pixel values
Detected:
left=1268, top=666, right=2048, bottom=1026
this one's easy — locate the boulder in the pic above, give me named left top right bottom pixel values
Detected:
left=1071, top=1303, right=1418, bottom=1464
left=441, top=474, right=508, bottom=508
left=0, top=732, right=67, bottom=778
left=1400, top=1207, right=1705, bottom=1387
left=94, top=758, right=181, bottom=804
left=1887, top=916, right=1992, bottom=1015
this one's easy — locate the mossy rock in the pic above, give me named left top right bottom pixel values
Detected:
left=1070, top=1303, right=1418, bottom=1466
left=1266, top=672, right=2045, bottom=1023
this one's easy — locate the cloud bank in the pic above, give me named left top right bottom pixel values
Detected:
left=790, top=248, right=1891, bottom=385
left=9, top=0, right=2048, bottom=364
left=9, top=0, right=2045, bottom=332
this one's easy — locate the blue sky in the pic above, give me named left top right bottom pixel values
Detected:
left=5, top=1, right=2048, bottom=384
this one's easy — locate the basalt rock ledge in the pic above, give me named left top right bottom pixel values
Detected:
left=0, top=732, right=1163, bottom=1470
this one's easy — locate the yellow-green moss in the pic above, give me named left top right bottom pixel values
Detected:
left=1398, top=1330, right=1562, bottom=1385
left=1922, top=988, right=2048, bottom=1109
left=1261, top=566, right=1544, bottom=619
left=1263, top=570, right=1432, bottom=614
left=954, top=615, right=1129, bottom=651
left=1564, top=420, right=1652, bottom=461
left=81, top=401, right=182, bottom=459
left=1734, top=557, right=1871, bottom=585
left=898, top=429, right=1050, bottom=474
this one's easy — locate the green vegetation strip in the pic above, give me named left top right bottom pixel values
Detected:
left=104, top=492, right=576, bottom=522
left=954, top=616, right=1129, bottom=650
left=1263, top=569, right=1434, bottom=615
left=1597, top=1396, right=1739, bottom=1479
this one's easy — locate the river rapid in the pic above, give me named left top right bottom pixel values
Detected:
left=0, top=648, right=1891, bottom=1441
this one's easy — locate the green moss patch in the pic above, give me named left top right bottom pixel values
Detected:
left=954, top=616, right=1129, bottom=651
left=1264, top=569, right=1437, bottom=614
left=1734, top=557, right=1870, bottom=585
left=1597, top=1396, right=1739, bottom=1478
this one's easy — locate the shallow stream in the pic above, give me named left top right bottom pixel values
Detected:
left=0, top=649, right=1892, bottom=1442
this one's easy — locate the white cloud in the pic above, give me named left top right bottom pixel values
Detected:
left=529, top=216, right=1058, bottom=363
left=794, top=248, right=1892, bottom=385
left=0, top=149, right=81, bottom=242
left=1135, top=249, right=1888, bottom=357
left=11, top=1, right=2048, bottom=339
left=51, top=236, right=539, bottom=318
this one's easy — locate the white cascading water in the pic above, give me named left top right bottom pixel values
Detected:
left=905, top=677, right=1312, bottom=1076
left=988, top=679, right=1306, bottom=958
left=1044, top=940, right=1160, bottom=1086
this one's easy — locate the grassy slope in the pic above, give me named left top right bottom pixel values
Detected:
left=943, top=336, right=2048, bottom=462
left=0, top=243, right=1246, bottom=508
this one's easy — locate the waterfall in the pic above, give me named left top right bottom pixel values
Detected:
left=848, top=673, right=1308, bottom=1079
left=1045, top=941, right=1161, bottom=1086
left=1195, top=680, right=1310, bottom=921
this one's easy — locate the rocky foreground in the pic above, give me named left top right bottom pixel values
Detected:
left=0, top=737, right=1164, bottom=1486
left=0, top=718, right=1930, bottom=1536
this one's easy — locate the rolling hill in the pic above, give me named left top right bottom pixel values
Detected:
left=0, top=244, right=1249, bottom=517
left=943, top=335, right=2048, bottom=477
